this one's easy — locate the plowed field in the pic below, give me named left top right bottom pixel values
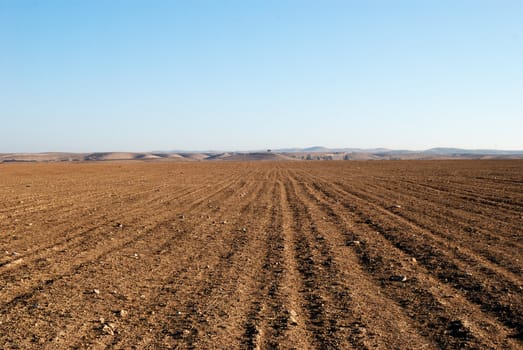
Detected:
left=1, top=160, right=522, bottom=349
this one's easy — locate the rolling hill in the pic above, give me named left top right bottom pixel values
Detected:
left=1, top=147, right=522, bottom=163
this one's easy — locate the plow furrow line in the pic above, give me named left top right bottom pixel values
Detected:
left=0, top=175, right=246, bottom=314
left=298, top=173, right=523, bottom=345
left=294, top=171, right=519, bottom=349
left=117, top=175, right=270, bottom=349
left=330, top=180, right=523, bottom=276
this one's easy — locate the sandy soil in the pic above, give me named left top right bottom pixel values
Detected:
left=0, top=160, right=521, bottom=349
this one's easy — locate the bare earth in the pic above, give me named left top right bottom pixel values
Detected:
left=0, top=160, right=522, bottom=349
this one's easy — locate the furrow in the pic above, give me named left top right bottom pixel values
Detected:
left=300, top=172, right=522, bottom=345
left=283, top=172, right=370, bottom=349
left=331, top=180, right=523, bottom=276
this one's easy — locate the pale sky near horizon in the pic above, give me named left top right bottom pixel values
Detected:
left=1, top=0, right=522, bottom=152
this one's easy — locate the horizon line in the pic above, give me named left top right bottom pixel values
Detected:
left=2, top=146, right=523, bottom=154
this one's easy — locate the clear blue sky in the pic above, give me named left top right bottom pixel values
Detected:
left=1, top=0, right=522, bottom=152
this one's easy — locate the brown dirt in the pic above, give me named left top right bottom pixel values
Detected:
left=0, top=160, right=522, bottom=349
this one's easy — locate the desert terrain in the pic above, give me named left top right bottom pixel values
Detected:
left=0, top=160, right=521, bottom=349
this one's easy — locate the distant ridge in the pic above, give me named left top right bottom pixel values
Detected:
left=422, top=148, right=523, bottom=155
left=273, top=147, right=523, bottom=155
left=1, top=147, right=522, bottom=163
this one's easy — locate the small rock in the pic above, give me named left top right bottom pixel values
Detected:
left=221, top=221, right=227, bottom=224
left=119, top=309, right=128, bottom=318
left=346, top=240, right=360, bottom=246
left=240, top=227, right=247, bottom=233
left=389, top=275, right=408, bottom=282
left=289, top=309, right=298, bottom=325
left=102, top=324, right=114, bottom=335
left=99, top=317, right=105, bottom=324
left=93, top=289, right=100, bottom=295
left=410, top=257, right=417, bottom=263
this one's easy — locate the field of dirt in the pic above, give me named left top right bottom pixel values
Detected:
left=0, top=160, right=522, bottom=349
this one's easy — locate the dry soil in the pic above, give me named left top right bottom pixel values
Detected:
left=0, top=160, right=522, bottom=349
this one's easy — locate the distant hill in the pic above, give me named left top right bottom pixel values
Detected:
left=273, top=147, right=393, bottom=153
left=1, top=147, right=522, bottom=163
left=422, top=148, right=523, bottom=156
